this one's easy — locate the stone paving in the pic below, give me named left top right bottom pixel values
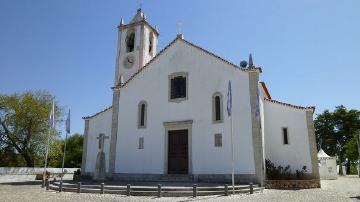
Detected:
left=0, top=176, right=359, bottom=202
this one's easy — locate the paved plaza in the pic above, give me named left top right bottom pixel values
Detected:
left=0, top=176, right=359, bottom=202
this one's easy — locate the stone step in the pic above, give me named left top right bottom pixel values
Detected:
left=159, top=175, right=194, bottom=182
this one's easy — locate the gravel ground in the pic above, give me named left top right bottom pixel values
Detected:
left=0, top=176, right=359, bottom=202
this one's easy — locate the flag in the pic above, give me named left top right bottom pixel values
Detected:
left=66, top=109, right=70, bottom=134
left=48, top=102, right=55, bottom=128
left=227, top=80, right=232, bottom=116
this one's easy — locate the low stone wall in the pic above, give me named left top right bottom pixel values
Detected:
left=0, top=167, right=79, bottom=183
left=265, top=179, right=321, bottom=189
left=0, top=167, right=79, bottom=175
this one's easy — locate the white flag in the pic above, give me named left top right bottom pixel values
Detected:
left=48, top=102, right=55, bottom=128
left=227, top=80, right=232, bottom=117
left=66, top=109, right=70, bottom=134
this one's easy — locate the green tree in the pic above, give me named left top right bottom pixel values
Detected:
left=344, top=134, right=359, bottom=162
left=315, top=105, right=360, bottom=175
left=48, top=139, right=64, bottom=167
left=64, top=133, right=83, bottom=168
left=0, top=146, right=25, bottom=166
left=31, top=133, right=83, bottom=168
left=0, top=91, right=61, bottom=167
left=315, top=110, right=336, bottom=154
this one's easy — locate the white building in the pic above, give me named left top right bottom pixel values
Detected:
left=81, top=9, right=319, bottom=184
left=317, top=149, right=337, bottom=179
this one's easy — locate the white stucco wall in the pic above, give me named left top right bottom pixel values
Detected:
left=84, top=108, right=112, bottom=173
left=318, top=157, right=337, bottom=179
left=115, top=39, right=256, bottom=175
left=263, top=101, right=313, bottom=172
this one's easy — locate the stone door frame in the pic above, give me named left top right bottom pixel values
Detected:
left=163, top=120, right=193, bottom=175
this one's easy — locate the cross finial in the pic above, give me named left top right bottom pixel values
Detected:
left=137, top=0, right=142, bottom=11
left=248, top=54, right=254, bottom=68
left=176, top=21, right=183, bottom=34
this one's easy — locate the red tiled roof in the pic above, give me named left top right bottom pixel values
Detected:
left=82, top=106, right=112, bottom=119
left=112, top=35, right=262, bottom=89
left=264, top=98, right=315, bottom=113
left=259, top=81, right=272, bottom=99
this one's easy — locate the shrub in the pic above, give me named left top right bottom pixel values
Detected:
left=73, top=169, right=81, bottom=181
left=266, top=159, right=309, bottom=180
left=74, top=169, right=81, bottom=176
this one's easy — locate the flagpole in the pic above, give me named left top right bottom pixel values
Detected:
left=42, top=129, right=51, bottom=188
left=230, top=113, right=235, bottom=194
left=42, top=100, right=55, bottom=188
left=227, top=80, right=235, bottom=194
left=61, top=109, right=71, bottom=183
left=60, top=131, right=68, bottom=183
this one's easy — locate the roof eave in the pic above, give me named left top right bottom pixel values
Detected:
left=264, top=98, right=315, bottom=113
left=82, top=106, right=113, bottom=120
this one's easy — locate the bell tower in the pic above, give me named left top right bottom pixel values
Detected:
left=114, top=9, right=159, bottom=85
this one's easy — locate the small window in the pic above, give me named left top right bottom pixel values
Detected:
left=282, top=128, right=289, bottom=145
left=212, top=93, right=223, bottom=123
left=138, top=101, right=147, bottom=128
left=149, top=33, right=153, bottom=54
left=126, top=31, right=135, bottom=52
left=215, top=133, right=222, bottom=147
left=171, top=76, right=186, bottom=99
left=138, top=137, right=144, bottom=149
left=169, top=72, right=188, bottom=102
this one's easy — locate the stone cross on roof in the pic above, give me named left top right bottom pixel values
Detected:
left=176, top=21, right=183, bottom=34
left=96, top=133, right=109, bottom=152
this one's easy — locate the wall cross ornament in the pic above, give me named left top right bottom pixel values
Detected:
left=96, top=133, right=109, bottom=152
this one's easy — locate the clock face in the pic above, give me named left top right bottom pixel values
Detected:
left=124, top=54, right=135, bottom=68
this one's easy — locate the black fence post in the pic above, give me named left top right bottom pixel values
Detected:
left=100, top=183, right=105, bottom=194
left=77, top=182, right=82, bottom=193
left=193, top=184, right=197, bottom=198
left=225, top=184, right=228, bottom=196
left=250, top=182, right=253, bottom=194
left=59, top=181, right=63, bottom=192
left=126, top=184, right=131, bottom=196
left=45, top=179, right=49, bottom=190
left=157, top=184, right=162, bottom=198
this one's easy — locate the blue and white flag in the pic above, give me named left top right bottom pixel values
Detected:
left=48, top=102, right=55, bottom=128
left=227, top=80, right=232, bottom=117
left=66, top=109, right=70, bottom=134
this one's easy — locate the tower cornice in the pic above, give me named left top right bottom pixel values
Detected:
left=118, top=20, right=159, bottom=36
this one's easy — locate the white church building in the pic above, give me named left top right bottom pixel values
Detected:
left=81, top=9, right=319, bottom=184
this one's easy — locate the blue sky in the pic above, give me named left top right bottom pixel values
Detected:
left=0, top=0, right=359, bottom=136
